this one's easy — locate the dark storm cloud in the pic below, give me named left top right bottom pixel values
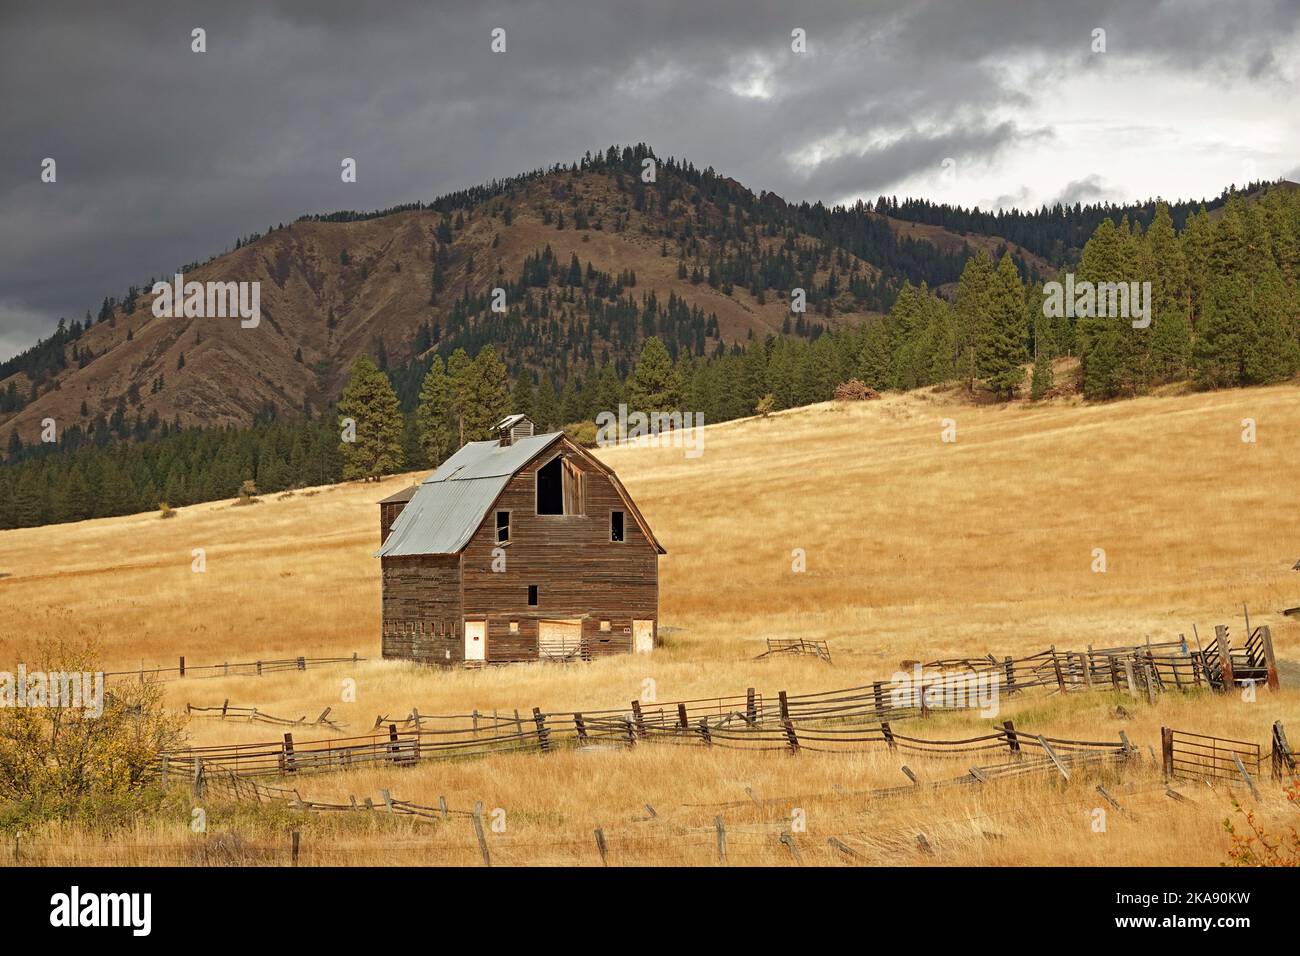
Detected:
left=1, top=0, right=1297, bottom=359
left=1052, top=174, right=1111, bottom=207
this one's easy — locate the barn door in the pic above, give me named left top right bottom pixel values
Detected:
left=633, top=620, right=654, bottom=655
left=464, top=621, right=486, bottom=661
left=539, top=619, right=583, bottom=661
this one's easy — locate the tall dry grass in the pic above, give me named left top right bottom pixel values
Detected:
left=2, top=383, right=1299, bottom=865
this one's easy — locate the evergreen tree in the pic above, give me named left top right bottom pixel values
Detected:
left=415, top=355, right=453, bottom=464
left=338, top=356, right=404, bottom=481
left=627, top=336, right=681, bottom=412
left=980, top=254, right=1027, bottom=399
left=458, top=346, right=511, bottom=441
left=533, top=372, right=560, bottom=429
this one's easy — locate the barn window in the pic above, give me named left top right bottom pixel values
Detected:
left=509, top=621, right=520, bottom=634
left=496, top=510, right=511, bottom=544
left=528, top=585, right=538, bottom=606
left=536, top=455, right=584, bottom=515
left=610, top=510, right=625, bottom=542
left=599, top=620, right=611, bottom=632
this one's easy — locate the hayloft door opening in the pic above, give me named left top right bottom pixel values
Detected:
left=464, top=621, right=486, bottom=661
left=536, top=455, right=584, bottom=516
left=536, top=457, right=563, bottom=514
left=633, top=619, right=654, bottom=655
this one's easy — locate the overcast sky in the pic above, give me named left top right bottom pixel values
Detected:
left=3, top=0, right=1298, bottom=361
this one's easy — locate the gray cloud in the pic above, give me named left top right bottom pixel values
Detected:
left=2, top=0, right=1298, bottom=360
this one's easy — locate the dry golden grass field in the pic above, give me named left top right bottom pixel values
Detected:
left=3, top=382, right=1300, bottom=866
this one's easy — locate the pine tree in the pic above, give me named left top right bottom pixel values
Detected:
left=534, top=373, right=560, bottom=429
left=415, top=355, right=453, bottom=464
left=979, top=254, right=1027, bottom=399
left=952, top=251, right=994, bottom=389
left=627, top=336, right=681, bottom=412
left=446, top=347, right=472, bottom=446
left=338, top=356, right=404, bottom=481
left=511, top=372, right=535, bottom=420
left=856, top=319, right=891, bottom=389
left=454, top=346, right=511, bottom=441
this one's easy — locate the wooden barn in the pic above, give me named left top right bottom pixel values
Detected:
left=376, top=415, right=665, bottom=665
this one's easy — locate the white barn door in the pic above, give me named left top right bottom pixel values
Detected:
left=464, top=621, right=486, bottom=661
left=633, top=620, right=654, bottom=655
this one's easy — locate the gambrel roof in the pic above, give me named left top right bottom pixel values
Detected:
left=376, top=432, right=665, bottom=557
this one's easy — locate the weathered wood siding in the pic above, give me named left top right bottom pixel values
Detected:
left=379, top=501, right=410, bottom=544
left=461, top=449, right=658, bottom=663
left=380, top=554, right=464, bottom=664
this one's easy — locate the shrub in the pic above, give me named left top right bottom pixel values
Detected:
left=833, top=379, right=882, bottom=401
left=1223, top=781, right=1300, bottom=866
left=0, top=640, right=186, bottom=819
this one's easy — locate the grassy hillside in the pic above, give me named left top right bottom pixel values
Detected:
left=3, top=382, right=1296, bottom=680
left=3, top=383, right=1299, bottom=866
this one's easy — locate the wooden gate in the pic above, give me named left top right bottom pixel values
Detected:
left=1162, top=726, right=1261, bottom=785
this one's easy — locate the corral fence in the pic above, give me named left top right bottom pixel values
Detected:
left=106, top=653, right=363, bottom=684
left=1161, top=726, right=1263, bottom=789
left=755, top=639, right=832, bottom=663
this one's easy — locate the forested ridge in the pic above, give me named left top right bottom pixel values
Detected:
left=1, top=150, right=1297, bottom=531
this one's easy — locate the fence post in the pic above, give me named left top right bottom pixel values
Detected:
left=1261, top=626, right=1279, bottom=692
left=574, top=712, right=588, bottom=743
left=715, top=815, right=727, bottom=864
left=1122, top=658, right=1137, bottom=699
left=532, top=708, right=550, bottom=752
left=697, top=719, right=712, bottom=747
left=388, top=724, right=401, bottom=764
left=290, top=829, right=300, bottom=866
left=881, top=721, right=896, bottom=750
left=282, top=733, right=296, bottom=774
left=1002, top=720, right=1021, bottom=757
left=192, top=757, right=205, bottom=797
left=746, top=687, right=757, bottom=724
left=471, top=802, right=491, bottom=867
left=160, top=754, right=170, bottom=786
left=1160, top=727, right=1173, bottom=780
left=630, top=700, right=647, bottom=739
left=1003, top=657, right=1015, bottom=695
left=256, top=660, right=262, bottom=676
left=1215, top=625, right=1235, bottom=689
left=778, top=690, right=790, bottom=721
left=296, top=656, right=306, bottom=671
left=593, top=828, right=608, bottom=866
left=872, top=681, right=885, bottom=713
left=677, top=702, right=689, bottom=732
left=178, top=655, right=185, bottom=678
left=1050, top=646, right=1065, bottom=690
left=782, top=719, right=800, bottom=755
left=1273, top=721, right=1293, bottom=780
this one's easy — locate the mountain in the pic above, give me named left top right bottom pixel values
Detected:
left=0, top=146, right=1059, bottom=447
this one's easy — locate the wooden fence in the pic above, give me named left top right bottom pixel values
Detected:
left=1161, top=726, right=1263, bottom=788
left=106, top=653, right=363, bottom=684
left=186, top=701, right=344, bottom=730
left=755, top=639, right=832, bottom=663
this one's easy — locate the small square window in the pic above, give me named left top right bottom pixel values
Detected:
left=509, top=621, right=519, bottom=634
left=527, top=585, right=538, bottom=606
left=496, top=510, right=510, bottom=544
left=610, top=510, right=625, bottom=542
left=599, top=620, right=611, bottom=632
